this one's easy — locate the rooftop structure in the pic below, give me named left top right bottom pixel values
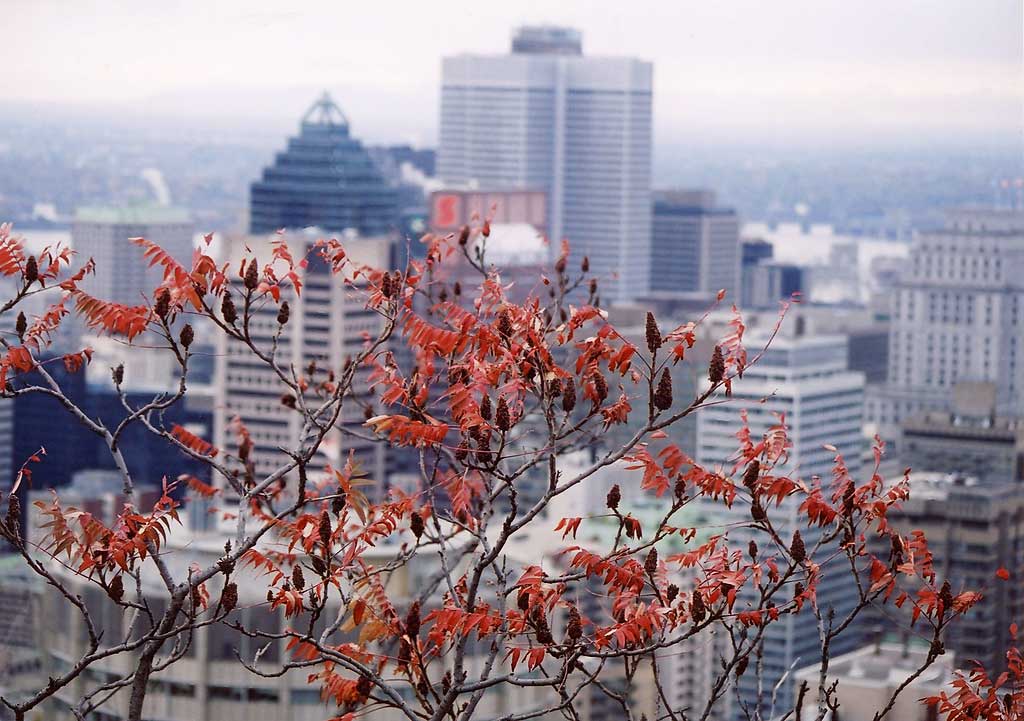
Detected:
left=249, top=94, right=398, bottom=237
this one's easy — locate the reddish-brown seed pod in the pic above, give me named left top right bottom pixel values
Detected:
left=691, top=589, right=707, bottom=623
left=15, top=312, right=25, bottom=341
left=606, top=484, right=621, bottom=511
left=221, top=582, right=238, bottom=613
left=666, top=584, right=679, bottom=603
left=645, top=311, right=661, bottom=353
left=355, top=674, right=372, bottom=701
left=410, top=511, right=425, bottom=539
left=593, top=373, right=608, bottom=403
left=495, top=397, right=511, bottom=431
left=566, top=605, right=583, bottom=642
left=458, top=225, right=470, bottom=246
left=318, top=511, right=332, bottom=550
left=23, top=256, right=38, bottom=284
left=107, top=574, right=124, bottom=603
left=581, top=255, right=590, bottom=273
left=332, top=492, right=347, bottom=516
left=939, top=579, right=953, bottom=610
left=547, top=378, right=562, bottom=398
left=674, top=477, right=686, bottom=500
left=244, top=259, right=259, bottom=290
left=154, top=289, right=171, bottom=319
left=179, top=323, right=194, bottom=348
left=790, top=530, right=806, bottom=563
left=742, top=459, right=760, bottom=491
left=709, top=345, right=725, bottom=384
left=291, top=564, right=306, bottom=591
left=735, top=655, right=749, bottom=678
left=531, top=606, right=554, bottom=645
left=277, top=301, right=290, bottom=325
left=497, top=310, right=513, bottom=339
left=221, top=293, right=238, bottom=325
left=480, top=394, right=492, bottom=421
left=562, top=378, right=576, bottom=413
left=654, top=368, right=673, bottom=410
left=842, top=482, right=855, bottom=517
left=310, top=555, right=327, bottom=576
left=644, top=547, right=659, bottom=575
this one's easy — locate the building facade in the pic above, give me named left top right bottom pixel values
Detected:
left=900, top=382, right=1024, bottom=483
left=792, top=641, right=952, bottom=721
left=72, top=205, right=194, bottom=307
left=696, top=331, right=866, bottom=719
left=868, top=208, right=1024, bottom=435
left=249, top=94, right=398, bottom=237
left=651, top=190, right=741, bottom=298
left=213, top=231, right=393, bottom=508
left=439, top=26, right=652, bottom=302
left=872, top=472, right=1024, bottom=678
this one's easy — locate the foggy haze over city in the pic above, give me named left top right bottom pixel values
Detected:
left=4, top=0, right=1022, bottom=145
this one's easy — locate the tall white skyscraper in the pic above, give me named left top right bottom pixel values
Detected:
left=866, top=207, right=1024, bottom=435
left=697, top=330, right=866, bottom=719
left=439, top=26, right=653, bottom=302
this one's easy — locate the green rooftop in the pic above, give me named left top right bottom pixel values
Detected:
left=73, top=205, right=192, bottom=225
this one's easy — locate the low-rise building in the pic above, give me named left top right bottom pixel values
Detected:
left=791, top=640, right=954, bottom=721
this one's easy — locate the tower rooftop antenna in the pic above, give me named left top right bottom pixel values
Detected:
left=302, top=91, right=349, bottom=128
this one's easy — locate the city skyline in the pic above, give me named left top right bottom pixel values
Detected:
left=3, top=1, right=1021, bottom=146
left=1, top=5, right=1022, bottom=720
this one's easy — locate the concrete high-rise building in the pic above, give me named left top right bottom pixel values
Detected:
left=214, top=230, right=393, bottom=506
left=871, top=472, right=1024, bottom=678
left=901, top=382, right=1024, bottom=484
left=71, top=205, right=194, bottom=306
left=867, top=208, right=1024, bottom=436
left=697, top=330, right=866, bottom=719
left=439, top=26, right=652, bottom=302
left=249, top=94, right=398, bottom=237
left=651, top=190, right=741, bottom=298
left=741, top=260, right=805, bottom=309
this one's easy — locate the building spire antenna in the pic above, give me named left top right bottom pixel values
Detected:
left=302, top=91, right=348, bottom=128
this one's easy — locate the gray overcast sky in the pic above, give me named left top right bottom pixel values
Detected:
left=4, top=0, right=1022, bottom=145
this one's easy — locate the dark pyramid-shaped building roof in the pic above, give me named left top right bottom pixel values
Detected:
left=249, top=93, right=397, bottom=236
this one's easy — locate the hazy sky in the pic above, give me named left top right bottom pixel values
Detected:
left=4, top=0, right=1022, bottom=146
